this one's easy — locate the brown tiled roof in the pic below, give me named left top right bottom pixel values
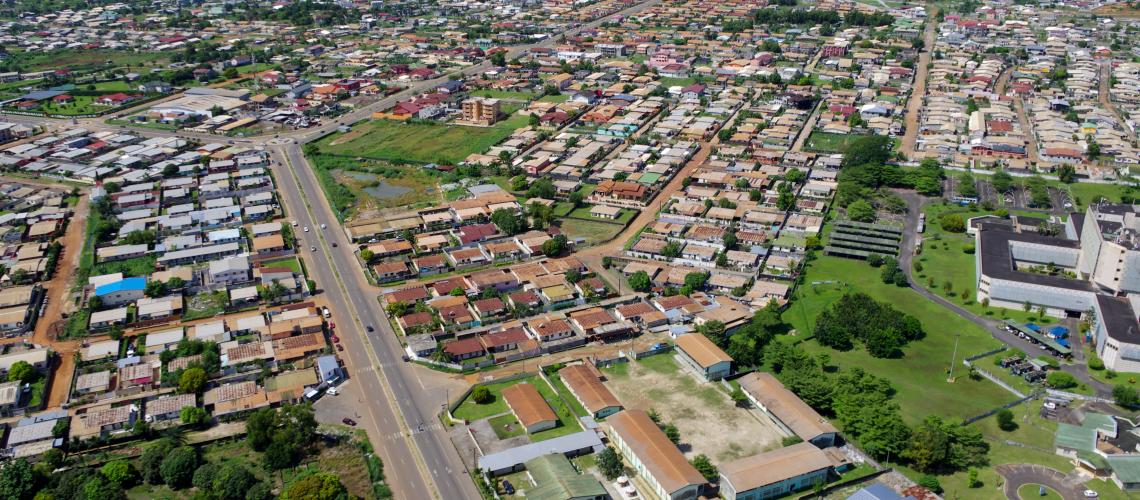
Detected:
left=675, top=333, right=732, bottom=368
left=737, top=372, right=838, bottom=441
left=561, top=364, right=622, bottom=415
left=720, top=442, right=834, bottom=494
left=607, top=410, right=705, bottom=494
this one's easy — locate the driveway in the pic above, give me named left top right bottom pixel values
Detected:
left=995, top=464, right=1084, bottom=500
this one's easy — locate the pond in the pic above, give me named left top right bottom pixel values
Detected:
left=335, top=169, right=413, bottom=199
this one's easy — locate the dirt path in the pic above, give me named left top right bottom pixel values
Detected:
left=900, top=10, right=937, bottom=157
left=36, top=195, right=88, bottom=408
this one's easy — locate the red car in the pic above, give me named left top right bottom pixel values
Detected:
left=336, top=344, right=344, bottom=351
left=329, top=322, right=335, bottom=329
left=331, top=335, right=340, bottom=343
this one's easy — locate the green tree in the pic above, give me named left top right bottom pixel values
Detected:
left=696, top=320, right=726, bottom=344
left=541, top=235, right=567, bottom=256
left=991, top=170, right=1013, bottom=192
left=192, top=463, right=219, bottom=491
left=7, top=360, right=35, bottom=384
left=1114, top=384, right=1140, bottom=407
left=80, top=476, right=125, bottom=500
left=490, top=208, right=528, bottom=235
left=996, top=409, right=1017, bottom=431
left=140, top=438, right=175, bottom=484
left=281, top=471, right=347, bottom=500
left=842, top=135, right=892, bottom=168
left=628, top=270, right=651, bottom=292
left=939, top=213, right=966, bottom=233
left=159, top=447, right=199, bottom=488
left=689, top=454, right=718, bottom=481
left=0, top=458, right=37, bottom=500
left=101, top=461, right=137, bottom=487
left=471, top=386, right=492, bottom=404
left=212, top=463, right=259, bottom=500
left=1057, top=164, right=1077, bottom=183
left=1046, top=371, right=1077, bottom=389
left=597, top=447, right=624, bottom=480
left=847, top=199, right=875, bottom=222
left=918, top=474, right=943, bottom=494
left=246, top=408, right=276, bottom=451
left=662, top=423, right=681, bottom=444
left=178, top=367, right=207, bottom=394
left=144, top=280, right=168, bottom=298
left=180, top=406, right=208, bottom=426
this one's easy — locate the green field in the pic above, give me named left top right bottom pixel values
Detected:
left=559, top=219, right=625, bottom=245
left=471, top=89, right=538, bottom=100
left=261, top=256, right=303, bottom=274
left=1017, top=484, right=1062, bottom=500
left=453, top=375, right=582, bottom=442
left=92, top=255, right=157, bottom=278
left=785, top=255, right=1014, bottom=424
left=566, top=206, right=636, bottom=224
left=803, top=131, right=873, bottom=153
left=537, top=94, right=570, bottom=103
left=23, top=95, right=104, bottom=115
left=313, top=113, right=529, bottom=165
left=6, top=48, right=169, bottom=72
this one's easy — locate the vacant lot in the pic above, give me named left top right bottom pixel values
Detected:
left=803, top=131, right=873, bottom=153
left=314, top=113, right=528, bottom=165
left=602, top=355, right=785, bottom=462
left=559, top=219, right=624, bottom=245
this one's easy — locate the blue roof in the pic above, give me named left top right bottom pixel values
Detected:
left=1026, top=323, right=1041, bottom=331
left=95, top=277, right=147, bottom=296
left=848, top=483, right=914, bottom=500
left=1049, top=325, right=1069, bottom=336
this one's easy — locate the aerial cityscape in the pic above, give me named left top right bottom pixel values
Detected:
left=0, top=0, right=1138, bottom=499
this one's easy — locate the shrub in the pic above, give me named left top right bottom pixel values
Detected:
left=996, top=409, right=1017, bottom=431
left=471, top=386, right=492, bottom=404
left=1089, top=356, right=1105, bottom=371
left=1046, top=371, right=1077, bottom=389
left=918, top=475, right=943, bottom=494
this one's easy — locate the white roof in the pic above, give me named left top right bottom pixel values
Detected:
left=145, top=328, right=184, bottom=347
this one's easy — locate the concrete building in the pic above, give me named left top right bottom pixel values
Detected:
left=1091, top=295, right=1140, bottom=373
left=674, top=334, right=732, bottom=381
left=719, top=442, right=836, bottom=500
left=975, top=222, right=1096, bottom=317
left=461, top=97, right=501, bottom=126
left=737, top=372, right=839, bottom=447
left=606, top=409, right=705, bottom=500
left=1077, top=204, right=1140, bottom=295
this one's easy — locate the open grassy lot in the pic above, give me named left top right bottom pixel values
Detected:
left=537, top=94, right=569, bottom=103
left=601, top=354, right=785, bottom=462
left=803, top=131, right=873, bottom=153
left=305, top=155, right=444, bottom=218
left=1058, top=181, right=1131, bottom=211
left=786, top=255, right=1014, bottom=424
left=567, top=206, right=636, bottom=224
left=657, top=77, right=697, bottom=88
left=7, top=48, right=169, bottom=72
left=261, top=256, right=303, bottom=274
left=471, top=89, right=538, bottom=100
left=488, top=413, right=527, bottom=439
left=184, top=290, right=228, bottom=321
left=92, top=255, right=157, bottom=277
left=26, top=95, right=104, bottom=115
left=559, top=219, right=625, bottom=245
left=313, top=113, right=529, bottom=165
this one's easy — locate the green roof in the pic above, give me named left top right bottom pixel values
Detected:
left=1054, top=422, right=1096, bottom=453
left=524, top=454, right=607, bottom=500
left=637, top=173, right=662, bottom=185
left=1084, top=412, right=1118, bottom=436
left=1106, top=455, right=1140, bottom=482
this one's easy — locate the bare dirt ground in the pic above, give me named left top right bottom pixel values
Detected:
left=602, top=355, right=786, bottom=463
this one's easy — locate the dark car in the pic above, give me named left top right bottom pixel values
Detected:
left=342, top=418, right=356, bottom=426
left=366, top=325, right=375, bottom=333
left=501, top=480, right=515, bottom=495
left=331, top=335, right=340, bottom=343
left=336, top=344, right=344, bottom=352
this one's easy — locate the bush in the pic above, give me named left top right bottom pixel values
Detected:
left=918, top=474, right=943, bottom=494
left=1046, top=371, right=1077, bottom=389
left=939, top=213, right=966, bottom=233
left=962, top=243, right=975, bottom=254
left=996, top=409, right=1018, bottom=431
left=1089, top=356, right=1105, bottom=371
left=1114, top=384, right=1140, bottom=407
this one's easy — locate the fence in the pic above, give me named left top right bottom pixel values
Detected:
left=963, top=392, right=1039, bottom=424
left=965, top=346, right=1008, bottom=363
left=1045, top=388, right=1114, bottom=404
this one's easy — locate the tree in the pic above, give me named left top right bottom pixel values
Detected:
left=178, top=367, right=207, bottom=394
left=212, top=463, right=259, bottom=500
left=246, top=408, right=277, bottom=451
left=263, top=433, right=301, bottom=470
left=281, top=471, right=346, bottom=500
left=193, top=463, right=219, bottom=492
left=541, top=235, right=568, bottom=256
left=968, top=468, right=982, bottom=488
left=847, top=199, right=876, bottom=222
left=842, top=135, right=892, bottom=168
left=1057, top=164, right=1077, bottom=183
left=628, top=270, right=651, bottom=292
left=160, top=446, right=199, bottom=488
left=690, top=454, right=718, bottom=481
left=991, top=170, right=1013, bottom=193
left=140, top=438, right=175, bottom=484
left=491, top=208, right=528, bottom=235
left=598, top=447, right=624, bottom=480
left=101, top=461, right=137, bottom=487
left=81, top=476, right=126, bottom=500
left=359, top=249, right=375, bottom=263
left=7, top=360, right=35, bottom=384
left=662, top=423, right=681, bottom=444
left=996, top=409, right=1017, bottom=431
left=180, top=406, right=208, bottom=426
left=1114, top=384, right=1140, bottom=407
left=696, top=320, right=726, bottom=344
left=684, top=271, right=709, bottom=290
left=144, top=280, right=168, bottom=298
left=0, top=458, right=37, bottom=500
left=471, top=386, right=492, bottom=404
left=939, top=213, right=966, bottom=233
left=526, top=178, right=556, bottom=199
left=1046, top=371, right=1077, bottom=389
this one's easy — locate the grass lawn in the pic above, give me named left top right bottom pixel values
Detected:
left=27, top=377, right=46, bottom=408
left=537, top=94, right=570, bottom=103
left=7, top=48, right=168, bottom=72
left=803, top=131, right=872, bottom=153
left=261, top=256, right=303, bottom=274
left=314, top=113, right=529, bottom=165
left=92, top=255, right=157, bottom=277
left=657, top=77, right=697, bottom=88
left=453, top=375, right=582, bottom=441
left=559, top=219, right=625, bottom=245
left=92, top=81, right=134, bottom=91
left=488, top=413, right=527, bottom=439
left=1058, top=182, right=1131, bottom=211
left=916, top=204, right=1046, bottom=326
left=786, top=255, right=1014, bottom=424
left=551, top=202, right=576, bottom=217
left=1017, top=484, right=1062, bottom=500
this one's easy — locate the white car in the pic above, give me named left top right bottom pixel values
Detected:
left=1083, top=490, right=1099, bottom=498
left=320, top=223, right=327, bottom=230
left=303, top=226, right=310, bottom=232
left=327, top=387, right=339, bottom=396
left=291, top=220, right=298, bottom=227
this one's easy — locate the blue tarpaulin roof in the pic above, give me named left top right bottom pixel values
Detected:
left=94, top=277, right=147, bottom=296
left=1049, top=326, right=1069, bottom=337
left=1026, top=323, right=1041, bottom=331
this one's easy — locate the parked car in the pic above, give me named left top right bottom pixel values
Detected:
left=336, top=344, right=344, bottom=352
left=331, top=335, right=340, bottom=343
left=342, top=417, right=356, bottom=426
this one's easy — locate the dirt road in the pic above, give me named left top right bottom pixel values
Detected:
left=33, top=195, right=88, bottom=409
left=900, top=10, right=938, bottom=157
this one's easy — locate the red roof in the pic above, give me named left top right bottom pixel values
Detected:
left=444, top=337, right=485, bottom=357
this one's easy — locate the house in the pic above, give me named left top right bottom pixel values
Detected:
left=74, top=370, right=112, bottom=395
left=481, top=327, right=530, bottom=353
left=94, top=277, right=147, bottom=307
left=145, top=393, right=196, bottom=422
left=607, top=410, right=706, bottom=500
left=560, top=363, right=623, bottom=419
left=737, top=372, right=839, bottom=447
left=209, top=255, right=250, bottom=286
left=719, top=442, right=837, bottom=500
left=443, top=336, right=486, bottom=361
left=472, top=297, right=508, bottom=321
left=373, top=261, right=411, bottom=283
left=501, top=382, right=558, bottom=433
left=530, top=318, right=575, bottom=342
left=674, top=334, right=733, bottom=381
left=590, top=205, right=623, bottom=220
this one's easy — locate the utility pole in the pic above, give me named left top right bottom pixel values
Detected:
left=947, top=333, right=961, bottom=382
